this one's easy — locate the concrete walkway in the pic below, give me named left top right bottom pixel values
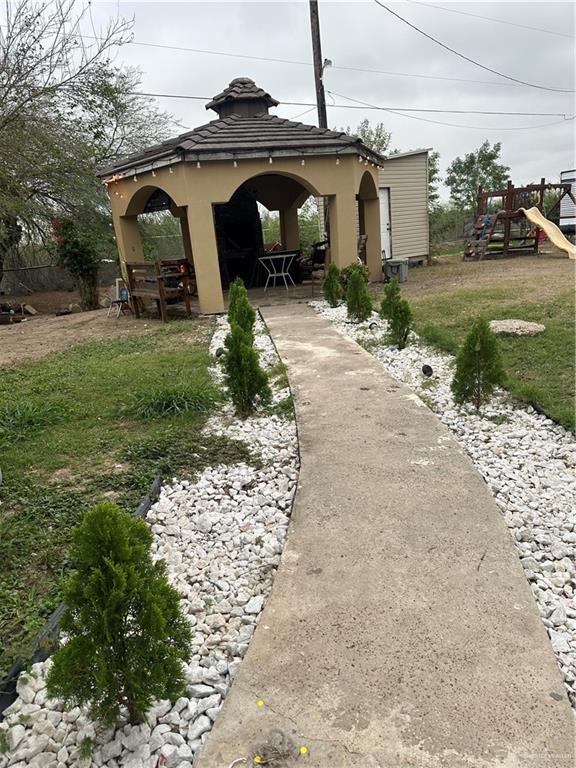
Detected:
left=196, top=304, right=573, bottom=768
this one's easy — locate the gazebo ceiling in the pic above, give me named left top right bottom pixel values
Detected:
left=97, top=77, right=385, bottom=179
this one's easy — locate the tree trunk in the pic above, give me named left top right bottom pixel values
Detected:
left=79, top=276, right=100, bottom=310
left=0, top=215, right=22, bottom=292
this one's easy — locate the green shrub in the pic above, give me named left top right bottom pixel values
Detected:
left=52, top=218, right=100, bottom=310
left=451, top=317, right=506, bottom=410
left=46, top=502, right=191, bottom=726
left=123, top=383, right=221, bottom=419
left=387, top=298, right=412, bottom=349
left=228, top=277, right=255, bottom=336
left=322, top=263, right=342, bottom=307
left=339, top=263, right=369, bottom=298
left=346, top=268, right=372, bottom=322
left=380, top=278, right=401, bottom=320
left=223, top=322, right=272, bottom=416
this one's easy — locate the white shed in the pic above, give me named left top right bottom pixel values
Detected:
left=378, top=149, right=430, bottom=264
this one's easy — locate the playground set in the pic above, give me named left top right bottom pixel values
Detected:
left=464, top=178, right=576, bottom=260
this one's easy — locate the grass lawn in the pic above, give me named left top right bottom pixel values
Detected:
left=0, top=320, right=256, bottom=680
left=375, top=252, right=575, bottom=432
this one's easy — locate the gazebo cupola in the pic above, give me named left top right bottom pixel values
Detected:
left=205, top=77, right=279, bottom=118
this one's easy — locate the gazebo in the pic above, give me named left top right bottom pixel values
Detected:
left=97, top=77, right=384, bottom=314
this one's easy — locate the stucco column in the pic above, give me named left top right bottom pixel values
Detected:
left=113, top=215, right=144, bottom=268
left=179, top=214, right=194, bottom=264
left=328, top=192, right=357, bottom=268
left=279, top=206, right=300, bottom=249
left=186, top=203, right=225, bottom=315
left=363, top=197, right=382, bottom=281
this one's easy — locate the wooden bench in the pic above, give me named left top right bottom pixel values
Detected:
left=125, top=259, right=194, bottom=322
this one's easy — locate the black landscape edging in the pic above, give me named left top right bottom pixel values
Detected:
left=0, top=474, right=162, bottom=719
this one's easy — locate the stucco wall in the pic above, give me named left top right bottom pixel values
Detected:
left=379, top=152, right=429, bottom=260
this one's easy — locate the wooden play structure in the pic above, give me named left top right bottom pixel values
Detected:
left=464, top=178, right=576, bottom=260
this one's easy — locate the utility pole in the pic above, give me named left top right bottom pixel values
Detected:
left=309, top=0, right=328, bottom=129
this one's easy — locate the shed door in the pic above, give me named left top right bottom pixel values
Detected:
left=379, top=188, right=392, bottom=260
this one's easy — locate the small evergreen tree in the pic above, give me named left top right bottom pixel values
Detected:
left=227, top=277, right=255, bottom=336
left=346, top=267, right=372, bottom=322
left=322, top=263, right=342, bottom=307
left=224, top=322, right=271, bottom=416
left=387, top=298, right=412, bottom=349
left=380, top=278, right=401, bottom=320
left=46, top=503, right=191, bottom=726
left=339, top=263, right=369, bottom=298
left=451, top=317, right=506, bottom=410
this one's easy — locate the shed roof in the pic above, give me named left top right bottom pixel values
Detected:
left=384, top=148, right=431, bottom=160
left=97, top=102, right=384, bottom=177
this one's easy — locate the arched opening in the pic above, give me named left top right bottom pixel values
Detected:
left=123, top=186, right=193, bottom=265
left=214, top=172, right=321, bottom=288
left=356, top=171, right=382, bottom=279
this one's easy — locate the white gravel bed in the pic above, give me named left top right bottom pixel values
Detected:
left=0, top=314, right=298, bottom=768
left=311, top=300, right=576, bottom=711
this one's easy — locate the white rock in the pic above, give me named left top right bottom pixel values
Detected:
left=244, top=595, right=264, bottom=615
left=8, top=724, right=26, bottom=750
left=101, top=738, right=123, bottom=762
left=187, top=715, right=211, bottom=741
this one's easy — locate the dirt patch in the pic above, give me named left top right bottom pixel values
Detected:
left=0, top=309, right=165, bottom=367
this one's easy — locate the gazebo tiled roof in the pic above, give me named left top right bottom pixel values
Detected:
left=97, top=79, right=384, bottom=178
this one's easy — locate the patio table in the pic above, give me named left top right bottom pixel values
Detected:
left=258, top=251, right=298, bottom=290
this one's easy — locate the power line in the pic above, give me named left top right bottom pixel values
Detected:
left=123, top=39, right=536, bottom=90
left=405, top=1, right=574, bottom=40
left=372, top=1, right=575, bottom=93
left=327, top=90, right=575, bottom=131
left=133, top=92, right=571, bottom=118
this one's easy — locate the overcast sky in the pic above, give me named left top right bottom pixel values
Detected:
left=92, top=1, right=575, bottom=198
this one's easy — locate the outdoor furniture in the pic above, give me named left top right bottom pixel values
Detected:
left=107, top=286, right=132, bottom=319
left=298, top=240, right=329, bottom=296
left=258, top=250, right=298, bottom=290
left=125, top=259, right=193, bottom=322
left=158, top=257, right=197, bottom=298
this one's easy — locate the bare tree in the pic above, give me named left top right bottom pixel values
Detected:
left=0, top=1, right=173, bottom=289
left=0, top=0, right=132, bottom=132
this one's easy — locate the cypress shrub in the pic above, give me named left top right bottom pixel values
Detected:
left=223, top=322, right=271, bottom=416
left=346, top=268, right=372, bottom=322
left=46, top=502, right=191, bottom=726
left=451, top=317, right=506, bottom=410
left=227, top=277, right=255, bottom=337
left=322, top=263, right=342, bottom=307
left=339, top=263, right=369, bottom=298
left=387, top=298, right=412, bottom=349
left=380, top=278, right=401, bottom=320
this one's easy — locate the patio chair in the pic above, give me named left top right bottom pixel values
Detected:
left=125, top=259, right=193, bottom=322
left=298, top=240, right=329, bottom=295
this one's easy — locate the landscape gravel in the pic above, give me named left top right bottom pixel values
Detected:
left=0, top=314, right=298, bottom=768
left=311, top=299, right=576, bottom=712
